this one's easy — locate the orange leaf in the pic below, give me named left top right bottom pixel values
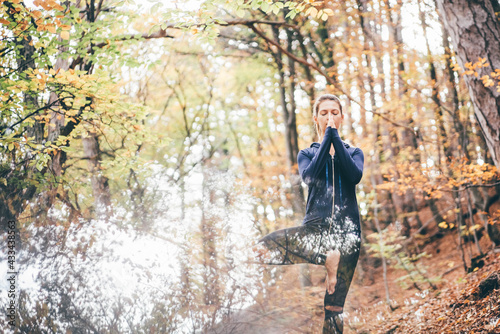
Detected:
left=60, top=30, right=69, bottom=40
left=53, top=4, right=65, bottom=11
left=32, top=10, right=43, bottom=18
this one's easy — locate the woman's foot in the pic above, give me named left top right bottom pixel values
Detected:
left=325, top=250, right=340, bottom=294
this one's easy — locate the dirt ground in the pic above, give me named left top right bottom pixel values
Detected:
left=216, top=212, right=500, bottom=333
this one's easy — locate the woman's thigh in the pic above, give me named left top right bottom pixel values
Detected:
left=257, top=224, right=338, bottom=265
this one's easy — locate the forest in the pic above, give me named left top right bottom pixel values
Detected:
left=1, top=0, right=500, bottom=333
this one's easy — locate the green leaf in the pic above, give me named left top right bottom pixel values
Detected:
left=261, top=2, right=270, bottom=12
left=236, top=9, right=245, bottom=17
left=286, top=11, right=297, bottom=19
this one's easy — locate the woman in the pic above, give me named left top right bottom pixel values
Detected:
left=256, top=94, right=364, bottom=333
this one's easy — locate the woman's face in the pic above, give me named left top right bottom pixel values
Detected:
left=314, top=100, right=343, bottom=136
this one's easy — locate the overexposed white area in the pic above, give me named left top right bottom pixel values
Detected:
left=23, top=0, right=203, bottom=11
left=0, top=163, right=261, bottom=332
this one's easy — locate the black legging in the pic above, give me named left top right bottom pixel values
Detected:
left=258, top=217, right=360, bottom=333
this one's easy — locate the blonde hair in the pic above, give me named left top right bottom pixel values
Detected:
left=312, top=94, right=343, bottom=140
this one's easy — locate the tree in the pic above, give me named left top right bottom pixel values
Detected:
left=436, top=0, right=500, bottom=169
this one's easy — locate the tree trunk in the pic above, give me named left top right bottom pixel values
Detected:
left=83, top=133, right=112, bottom=217
left=417, top=0, right=446, bottom=229
left=284, top=22, right=306, bottom=218
left=436, top=0, right=500, bottom=169
left=386, top=0, right=419, bottom=236
left=47, top=39, right=71, bottom=177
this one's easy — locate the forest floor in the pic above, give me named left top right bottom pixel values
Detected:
left=220, top=221, right=500, bottom=333
left=348, top=233, right=500, bottom=334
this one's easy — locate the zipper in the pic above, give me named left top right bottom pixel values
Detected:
left=331, top=154, right=335, bottom=214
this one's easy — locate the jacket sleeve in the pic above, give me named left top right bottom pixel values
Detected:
left=298, top=127, right=334, bottom=185
left=331, top=128, right=364, bottom=184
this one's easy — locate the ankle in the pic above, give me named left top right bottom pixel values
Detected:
left=325, top=305, right=343, bottom=313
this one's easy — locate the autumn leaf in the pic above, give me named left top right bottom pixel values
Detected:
left=47, top=24, right=56, bottom=33
left=61, top=30, right=70, bottom=40
left=31, top=10, right=43, bottom=18
left=323, top=8, right=334, bottom=16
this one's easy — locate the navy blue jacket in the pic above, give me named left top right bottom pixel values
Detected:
left=297, top=127, right=364, bottom=230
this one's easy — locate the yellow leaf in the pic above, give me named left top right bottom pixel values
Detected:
left=60, top=31, right=69, bottom=40
left=324, top=8, right=334, bottom=15
left=469, top=224, right=481, bottom=232
left=47, top=25, right=56, bottom=34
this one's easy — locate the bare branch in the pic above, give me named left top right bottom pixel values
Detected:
left=248, top=23, right=417, bottom=133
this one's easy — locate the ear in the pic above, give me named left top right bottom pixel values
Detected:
left=313, top=115, right=318, bottom=124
